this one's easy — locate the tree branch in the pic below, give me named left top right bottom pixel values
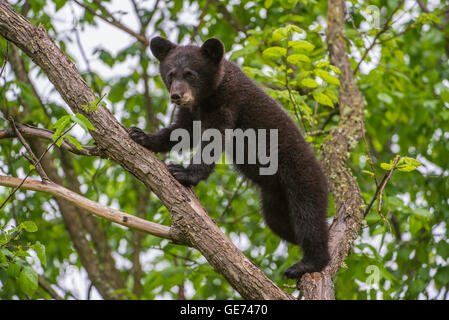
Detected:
left=0, top=175, right=174, bottom=240
left=354, top=0, right=405, bottom=75
left=72, top=0, right=149, bottom=46
left=8, top=117, right=51, bottom=182
left=0, top=123, right=101, bottom=156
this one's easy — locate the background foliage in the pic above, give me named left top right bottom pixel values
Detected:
left=0, top=0, right=448, bottom=299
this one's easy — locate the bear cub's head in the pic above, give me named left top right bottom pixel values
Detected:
left=150, top=36, right=225, bottom=109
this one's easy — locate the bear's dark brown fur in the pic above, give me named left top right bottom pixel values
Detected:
left=128, top=37, right=330, bottom=278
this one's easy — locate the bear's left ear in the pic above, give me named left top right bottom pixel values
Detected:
left=201, top=38, right=224, bottom=64
left=150, top=36, right=177, bottom=61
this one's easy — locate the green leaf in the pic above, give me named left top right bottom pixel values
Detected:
left=51, top=114, right=70, bottom=130
left=52, top=115, right=71, bottom=142
left=329, top=65, right=342, bottom=74
left=32, top=243, right=47, bottom=267
left=440, top=90, right=449, bottom=104
left=71, top=113, right=96, bottom=132
left=381, top=156, right=421, bottom=172
left=436, top=241, right=449, bottom=259
left=377, top=93, right=393, bottom=104
left=312, top=91, right=334, bottom=108
left=315, top=69, right=340, bottom=86
left=435, top=267, right=449, bottom=286
left=65, top=135, right=84, bottom=151
left=54, top=0, right=67, bottom=11
left=18, top=267, right=38, bottom=296
left=300, top=78, right=319, bottom=88
left=315, top=61, right=329, bottom=68
left=7, top=263, right=21, bottom=279
left=416, top=13, right=442, bottom=25
left=412, top=208, right=431, bottom=218
left=287, top=54, right=310, bottom=64
left=264, top=0, right=273, bottom=9
left=363, top=170, right=375, bottom=176
left=288, top=40, right=315, bottom=51
left=21, top=221, right=38, bottom=233
left=380, top=162, right=394, bottom=171
left=396, top=157, right=422, bottom=172
left=262, top=46, right=287, bottom=59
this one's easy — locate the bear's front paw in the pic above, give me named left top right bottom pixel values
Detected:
left=127, top=127, right=148, bottom=146
left=167, top=163, right=198, bottom=186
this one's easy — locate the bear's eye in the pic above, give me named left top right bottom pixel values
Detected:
left=167, top=71, right=174, bottom=83
left=184, top=71, right=196, bottom=81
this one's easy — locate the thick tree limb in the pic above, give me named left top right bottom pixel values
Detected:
left=0, top=1, right=292, bottom=300
left=0, top=175, right=173, bottom=240
left=299, top=0, right=366, bottom=299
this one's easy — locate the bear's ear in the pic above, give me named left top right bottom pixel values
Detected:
left=201, top=38, right=224, bottom=64
left=150, top=37, right=177, bottom=61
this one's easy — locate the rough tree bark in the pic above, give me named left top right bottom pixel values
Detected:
left=298, top=0, right=365, bottom=299
left=0, top=1, right=293, bottom=300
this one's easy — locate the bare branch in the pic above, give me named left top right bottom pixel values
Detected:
left=72, top=0, right=149, bottom=46
left=354, top=0, right=405, bottom=75
left=0, top=123, right=101, bottom=156
left=0, top=175, right=174, bottom=240
left=38, top=276, right=64, bottom=300
left=211, top=0, right=247, bottom=34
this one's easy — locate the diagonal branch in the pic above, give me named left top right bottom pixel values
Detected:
left=0, top=175, right=174, bottom=240
left=72, top=0, right=149, bottom=46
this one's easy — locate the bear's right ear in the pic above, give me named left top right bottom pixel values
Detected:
left=201, top=38, right=224, bottom=64
left=150, top=37, right=177, bottom=61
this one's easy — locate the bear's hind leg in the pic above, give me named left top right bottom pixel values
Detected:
left=283, top=193, right=330, bottom=279
left=261, top=190, right=296, bottom=244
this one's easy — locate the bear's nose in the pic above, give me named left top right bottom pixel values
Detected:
left=171, top=93, right=181, bottom=103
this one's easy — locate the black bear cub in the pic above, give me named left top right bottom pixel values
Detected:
left=128, top=36, right=330, bottom=279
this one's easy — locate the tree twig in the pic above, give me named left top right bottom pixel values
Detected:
left=0, top=122, right=77, bottom=210
left=376, top=154, right=400, bottom=231
left=191, top=0, right=211, bottom=40
left=0, top=123, right=101, bottom=156
left=364, top=154, right=401, bottom=218
left=71, top=0, right=149, bottom=46
left=354, top=0, right=405, bottom=75
left=218, top=178, right=247, bottom=221
left=8, top=117, right=51, bottom=182
left=38, top=276, right=64, bottom=300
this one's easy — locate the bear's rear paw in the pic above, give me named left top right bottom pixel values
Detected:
left=283, top=261, right=326, bottom=279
